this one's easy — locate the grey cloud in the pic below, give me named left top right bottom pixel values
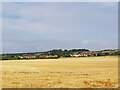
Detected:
left=2, top=2, right=118, bottom=53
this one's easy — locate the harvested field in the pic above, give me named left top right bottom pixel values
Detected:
left=0, top=56, right=118, bottom=88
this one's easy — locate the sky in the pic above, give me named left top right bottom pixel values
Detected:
left=2, top=2, right=118, bottom=53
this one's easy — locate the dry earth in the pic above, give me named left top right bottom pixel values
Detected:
left=0, top=56, right=118, bottom=88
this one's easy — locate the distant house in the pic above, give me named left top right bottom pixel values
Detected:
left=70, top=53, right=88, bottom=57
left=70, top=51, right=99, bottom=57
left=39, top=55, right=59, bottom=59
left=18, top=55, right=36, bottom=59
left=19, top=56, right=23, bottom=59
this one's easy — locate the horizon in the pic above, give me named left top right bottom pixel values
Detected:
left=1, top=48, right=119, bottom=54
left=2, top=2, right=118, bottom=53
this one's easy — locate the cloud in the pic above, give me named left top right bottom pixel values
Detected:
left=81, top=40, right=89, bottom=44
left=2, top=2, right=118, bottom=53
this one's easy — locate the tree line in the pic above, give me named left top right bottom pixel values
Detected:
left=1, top=49, right=120, bottom=60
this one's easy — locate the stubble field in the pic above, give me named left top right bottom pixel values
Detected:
left=0, top=56, right=118, bottom=88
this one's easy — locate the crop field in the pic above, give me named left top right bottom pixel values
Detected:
left=0, top=56, right=118, bottom=88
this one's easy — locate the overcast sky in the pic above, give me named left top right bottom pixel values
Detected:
left=2, top=2, right=118, bottom=53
